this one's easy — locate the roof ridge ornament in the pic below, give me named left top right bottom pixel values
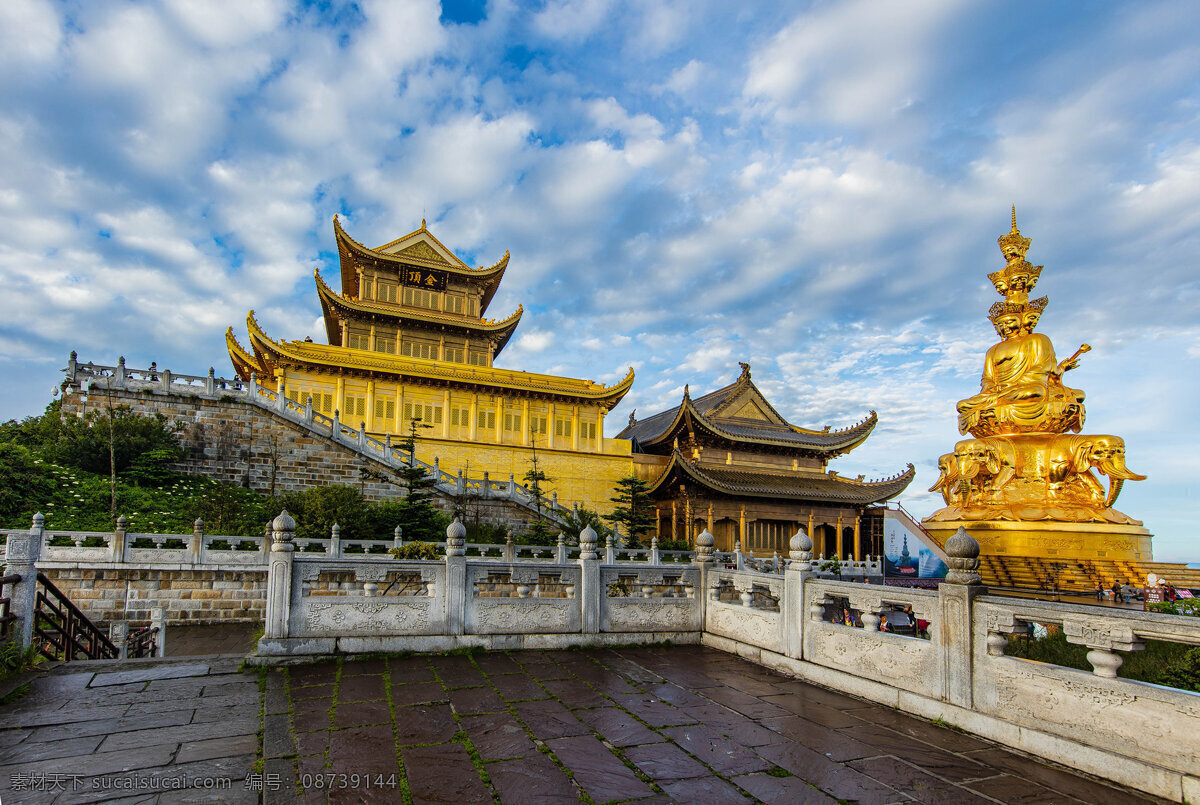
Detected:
left=738, top=361, right=751, bottom=380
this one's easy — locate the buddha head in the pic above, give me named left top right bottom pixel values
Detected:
left=989, top=301, right=1025, bottom=339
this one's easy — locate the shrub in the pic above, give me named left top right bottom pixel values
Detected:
left=389, top=542, right=441, bottom=560
left=1160, top=647, right=1200, bottom=692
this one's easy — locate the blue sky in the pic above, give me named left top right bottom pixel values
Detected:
left=1, top=0, right=1197, bottom=561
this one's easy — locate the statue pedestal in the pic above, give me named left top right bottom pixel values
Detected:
left=921, top=518, right=1152, bottom=562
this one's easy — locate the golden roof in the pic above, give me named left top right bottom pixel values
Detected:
left=333, top=216, right=510, bottom=314
left=314, top=270, right=523, bottom=355
left=235, top=312, right=634, bottom=409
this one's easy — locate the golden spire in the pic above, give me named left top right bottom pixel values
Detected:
left=997, top=205, right=1032, bottom=262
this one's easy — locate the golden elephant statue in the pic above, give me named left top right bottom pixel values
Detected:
left=1046, top=434, right=1145, bottom=508
left=952, top=438, right=1016, bottom=504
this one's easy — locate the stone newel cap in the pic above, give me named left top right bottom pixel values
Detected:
left=447, top=517, right=467, bottom=540
left=579, top=524, right=598, bottom=546
left=695, top=529, right=714, bottom=547
left=789, top=528, right=813, bottom=561
left=272, top=510, right=296, bottom=533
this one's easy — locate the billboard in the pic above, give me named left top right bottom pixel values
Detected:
left=883, top=509, right=948, bottom=580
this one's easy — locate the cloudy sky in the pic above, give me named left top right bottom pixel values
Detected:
left=1, top=0, right=1197, bottom=561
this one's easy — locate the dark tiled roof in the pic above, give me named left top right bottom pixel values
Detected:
left=650, top=456, right=915, bottom=504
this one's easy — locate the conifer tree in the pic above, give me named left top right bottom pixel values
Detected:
left=522, top=423, right=556, bottom=544
left=392, top=418, right=442, bottom=542
left=603, top=474, right=655, bottom=548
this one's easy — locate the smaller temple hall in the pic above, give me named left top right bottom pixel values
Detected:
left=619, top=364, right=914, bottom=557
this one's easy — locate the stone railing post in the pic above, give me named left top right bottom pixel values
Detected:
left=205, top=367, right=216, bottom=396
left=328, top=523, right=341, bottom=557
left=264, top=510, right=295, bottom=640
left=693, top=528, right=714, bottom=631
left=110, top=621, right=129, bottom=660
left=67, top=350, right=78, bottom=384
left=556, top=532, right=567, bottom=563
left=783, top=529, right=813, bottom=659
left=482, top=472, right=490, bottom=499
left=605, top=530, right=616, bottom=564
left=578, top=525, right=600, bottom=634
left=551, top=492, right=558, bottom=510
left=649, top=536, right=660, bottom=565
left=4, top=513, right=45, bottom=650
left=504, top=531, right=515, bottom=563
left=188, top=518, right=204, bottom=565
left=260, top=521, right=272, bottom=562
left=939, top=527, right=985, bottom=708
left=508, top=473, right=516, bottom=497
left=734, top=539, right=745, bottom=570
left=393, top=526, right=403, bottom=552
left=110, top=515, right=128, bottom=563
left=160, top=368, right=172, bottom=392
left=152, top=607, right=167, bottom=658
left=456, top=470, right=465, bottom=495
left=115, top=356, right=127, bottom=387
left=445, top=518, right=467, bottom=636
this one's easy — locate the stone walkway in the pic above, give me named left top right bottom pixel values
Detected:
left=0, top=645, right=1169, bottom=803
left=266, top=645, right=1163, bottom=804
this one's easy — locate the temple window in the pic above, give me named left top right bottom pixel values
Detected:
left=403, top=287, right=439, bottom=310
left=402, top=402, right=443, bottom=425
left=377, top=282, right=398, bottom=303
left=580, top=422, right=597, bottom=442
left=345, top=395, right=366, bottom=420
left=530, top=415, right=548, bottom=436
left=347, top=332, right=369, bottom=351
left=401, top=340, right=437, bottom=360
left=444, top=345, right=464, bottom=362
left=450, top=407, right=470, bottom=428
left=477, top=410, right=496, bottom=430
left=374, top=397, right=395, bottom=421
left=555, top=419, right=572, bottom=439
left=374, top=336, right=395, bottom=354
left=468, top=351, right=488, bottom=366
left=504, top=411, right=522, bottom=432
left=445, top=294, right=465, bottom=314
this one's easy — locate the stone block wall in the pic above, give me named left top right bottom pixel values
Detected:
left=59, top=387, right=546, bottom=532
left=40, top=566, right=267, bottom=626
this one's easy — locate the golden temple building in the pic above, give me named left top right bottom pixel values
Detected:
left=619, top=364, right=914, bottom=556
left=226, top=217, right=635, bottom=513
left=922, top=209, right=1151, bottom=561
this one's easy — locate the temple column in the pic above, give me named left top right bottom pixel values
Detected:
left=336, top=376, right=346, bottom=419
left=369, top=324, right=376, bottom=352
left=684, top=497, right=692, bottom=541
left=596, top=409, right=605, bottom=452
left=808, top=511, right=815, bottom=552
left=469, top=393, right=478, bottom=441
left=854, top=514, right=862, bottom=562
left=394, top=383, right=403, bottom=433
left=707, top=503, right=713, bottom=535
left=671, top=500, right=678, bottom=542
left=438, top=336, right=445, bottom=361
left=572, top=405, right=580, bottom=451
left=739, top=506, right=746, bottom=551
left=340, top=322, right=348, bottom=345
left=837, top=514, right=844, bottom=557
left=494, top=396, right=503, bottom=443
left=522, top=400, right=530, bottom=446
left=366, top=379, right=376, bottom=431
left=548, top=403, right=557, bottom=449
left=442, top=390, right=450, bottom=438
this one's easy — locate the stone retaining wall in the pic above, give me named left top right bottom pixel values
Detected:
left=60, top=386, right=540, bottom=533
left=39, top=565, right=266, bottom=626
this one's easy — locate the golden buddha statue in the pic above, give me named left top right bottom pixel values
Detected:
left=923, top=209, right=1150, bottom=560
left=956, top=298, right=1086, bottom=437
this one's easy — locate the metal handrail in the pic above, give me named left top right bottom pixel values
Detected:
left=34, top=572, right=119, bottom=661
left=0, top=573, right=21, bottom=641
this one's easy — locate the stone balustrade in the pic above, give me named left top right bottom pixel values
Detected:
left=252, top=519, right=1200, bottom=801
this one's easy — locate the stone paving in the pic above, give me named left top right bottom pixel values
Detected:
left=0, top=645, right=1170, bottom=804
left=0, top=655, right=260, bottom=804
left=265, top=645, right=1165, bottom=804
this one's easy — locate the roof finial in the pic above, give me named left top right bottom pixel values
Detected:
left=738, top=361, right=751, bottom=380
left=683, top=384, right=690, bottom=400
left=1011, top=204, right=1018, bottom=233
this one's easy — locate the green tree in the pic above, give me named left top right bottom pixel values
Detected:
left=603, top=475, right=655, bottom=548
left=521, top=430, right=556, bottom=545
left=280, top=485, right=371, bottom=542
left=390, top=418, right=443, bottom=543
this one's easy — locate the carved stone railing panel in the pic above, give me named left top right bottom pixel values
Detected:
left=603, top=598, right=698, bottom=633
left=705, top=598, right=781, bottom=652
left=466, top=597, right=578, bottom=634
